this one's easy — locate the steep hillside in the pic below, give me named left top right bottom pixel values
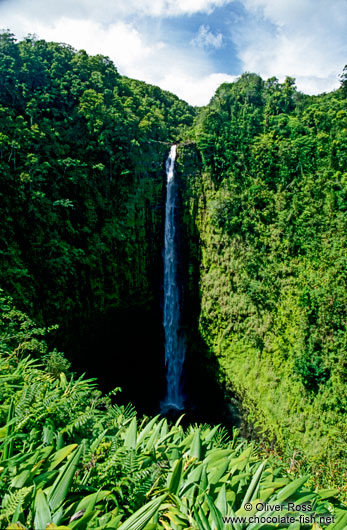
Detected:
left=0, top=31, right=194, bottom=329
left=180, top=73, right=347, bottom=489
left=0, top=32, right=195, bottom=406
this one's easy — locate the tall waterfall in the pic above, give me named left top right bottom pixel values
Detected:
left=162, top=145, right=185, bottom=411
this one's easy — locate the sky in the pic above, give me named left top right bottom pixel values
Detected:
left=0, top=0, right=346, bottom=106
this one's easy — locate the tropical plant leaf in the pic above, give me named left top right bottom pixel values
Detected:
left=47, top=444, right=83, bottom=511
left=276, top=476, right=309, bottom=502
left=34, top=489, right=51, bottom=530
left=242, top=461, right=267, bottom=505
left=167, top=459, right=183, bottom=495
left=117, top=493, right=167, bottom=530
left=48, top=444, right=78, bottom=471
left=124, top=417, right=137, bottom=450
left=190, top=429, right=202, bottom=460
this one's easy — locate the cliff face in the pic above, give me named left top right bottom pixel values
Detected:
left=179, top=75, right=347, bottom=488
left=0, top=33, right=196, bottom=409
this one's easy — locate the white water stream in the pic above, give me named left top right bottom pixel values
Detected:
left=162, top=145, right=185, bottom=410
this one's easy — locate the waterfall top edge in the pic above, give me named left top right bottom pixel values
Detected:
left=169, top=144, right=177, bottom=159
left=166, top=145, right=177, bottom=182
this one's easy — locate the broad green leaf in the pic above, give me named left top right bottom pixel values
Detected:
left=197, top=504, right=212, bottom=530
left=136, top=415, right=160, bottom=447
left=167, top=458, right=183, bottom=494
left=193, top=506, right=210, bottom=530
left=74, top=490, right=110, bottom=513
left=0, top=425, right=7, bottom=439
left=11, top=469, right=32, bottom=489
left=165, top=506, right=190, bottom=527
left=277, top=475, right=309, bottom=502
left=170, top=447, right=181, bottom=461
left=215, top=484, right=227, bottom=516
left=145, top=419, right=165, bottom=451
left=208, top=459, right=229, bottom=485
left=160, top=419, right=168, bottom=437
left=34, top=489, right=51, bottom=530
left=200, top=465, right=209, bottom=491
left=261, top=479, right=289, bottom=489
left=258, top=487, right=275, bottom=502
left=180, top=463, right=203, bottom=497
left=242, top=461, right=266, bottom=505
left=51, top=506, right=64, bottom=525
left=124, top=417, right=137, bottom=449
left=48, top=444, right=78, bottom=471
left=180, top=431, right=195, bottom=452
left=174, top=414, right=185, bottom=427
left=56, top=433, right=64, bottom=450
left=317, top=489, right=339, bottom=500
left=117, top=493, right=167, bottom=530
left=204, top=425, right=220, bottom=444
left=190, top=429, right=201, bottom=460
left=33, top=469, right=58, bottom=490
left=105, top=513, right=123, bottom=528
left=329, top=510, right=347, bottom=530
left=45, top=523, right=71, bottom=530
left=206, top=493, right=224, bottom=530
left=47, top=444, right=83, bottom=511
left=205, top=448, right=233, bottom=468
left=229, top=447, right=253, bottom=472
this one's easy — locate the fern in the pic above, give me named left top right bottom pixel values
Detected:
left=0, top=486, right=33, bottom=522
left=119, top=449, right=141, bottom=477
left=61, top=409, right=95, bottom=435
left=212, top=426, right=231, bottom=447
left=107, top=403, right=136, bottom=426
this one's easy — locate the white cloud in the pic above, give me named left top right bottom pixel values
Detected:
left=236, top=0, right=347, bottom=94
left=0, top=0, right=233, bottom=25
left=30, top=18, right=155, bottom=72
left=241, top=0, right=347, bottom=31
left=167, top=0, right=231, bottom=16
left=191, top=25, right=224, bottom=49
left=157, top=71, right=237, bottom=106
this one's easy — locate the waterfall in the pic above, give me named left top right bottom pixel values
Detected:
left=162, top=145, right=185, bottom=411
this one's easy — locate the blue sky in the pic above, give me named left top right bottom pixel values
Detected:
left=0, top=0, right=346, bottom=105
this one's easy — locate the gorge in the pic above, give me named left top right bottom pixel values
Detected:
left=0, top=32, right=347, bottom=527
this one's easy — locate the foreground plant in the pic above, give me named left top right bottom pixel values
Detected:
left=0, top=311, right=346, bottom=529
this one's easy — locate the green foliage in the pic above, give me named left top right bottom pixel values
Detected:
left=44, top=351, right=71, bottom=379
left=340, top=64, right=347, bottom=95
left=0, top=302, right=345, bottom=529
left=181, top=71, right=347, bottom=493
left=0, top=31, right=195, bottom=331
